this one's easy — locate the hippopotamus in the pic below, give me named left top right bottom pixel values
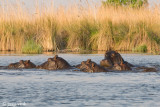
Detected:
left=100, top=50, right=158, bottom=72
left=100, top=50, right=132, bottom=71
left=101, top=51, right=124, bottom=67
left=8, top=60, right=36, bottom=69
left=135, top=66, right=157, bottom=72
left=105, top=51, right=124, bottom=65
left=111, top=61, right=132, bottom=71
left=37, top=55, right=71, bottom=70
left=76, top=59, right=109, bottom=72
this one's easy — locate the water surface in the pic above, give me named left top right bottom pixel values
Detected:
left=0, top=53, right=160, bottom=107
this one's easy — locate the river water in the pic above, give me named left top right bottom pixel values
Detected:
left=0, top=53, right=160, bottom=107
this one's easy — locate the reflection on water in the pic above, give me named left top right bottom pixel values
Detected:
left=0, top=53, right=160, bottom=107
left=0, top=50, right=156, bottom=56
left=0, top=50, right=100, bottom=55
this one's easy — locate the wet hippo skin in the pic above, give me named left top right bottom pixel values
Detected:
left=76, top=59, right=109, bottom=73
left=8, top=60, right=36, bottom=69
left=37, top=55, right=71, bottom=70
left=100, top=50, right=132, bottom=71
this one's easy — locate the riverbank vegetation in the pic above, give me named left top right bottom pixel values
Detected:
left=0, top=1, right=160, bottom=53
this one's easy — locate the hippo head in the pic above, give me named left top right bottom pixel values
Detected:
left=53, top=55, right=71, bottom=69
left=41, top=58, right=57, bottom=70
left=8, top=60, right=36, bottom=69
left=8, top=60, right=25, bottom=69
left=111, top=52, right=124, bottom=65
left=81, top=60, right=93, bottom=73
left=76, top=60, right=91, bottom=71
left=23, top=60, right=36, bottom=68
left=37, top=55, right=70, bottom=70
left=76, top=59, right=108, bottom=73
left=19, top=60, right=25, bottom=68
left=113, top=62, right=132, bottom=71
left=78, top=61, right=88, bottom=70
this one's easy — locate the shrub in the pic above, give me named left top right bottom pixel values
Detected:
left=133, top=44, right=147, bottom=52
left=102, top=0, right=148, bottom=8
left=22, top=39, right=42, bottom=54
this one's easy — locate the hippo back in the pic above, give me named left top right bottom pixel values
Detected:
left=54, top=56, right=71, bottom=69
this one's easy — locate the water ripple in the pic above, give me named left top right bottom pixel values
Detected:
left=0, top=54, right=160, bottom=107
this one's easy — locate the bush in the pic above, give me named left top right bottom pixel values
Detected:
left=133, top=44, right=147, bottom=52
left=22, top=39, right=42, bottom=54
left=102, top=0, right=148, bottom=8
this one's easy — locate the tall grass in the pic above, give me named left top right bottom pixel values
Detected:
left=22, top=39, right=42, bottom=54
left=0, top=1, right=160, bottom=53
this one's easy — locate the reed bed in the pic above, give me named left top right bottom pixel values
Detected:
left=0, top=1, right=160, bottom=53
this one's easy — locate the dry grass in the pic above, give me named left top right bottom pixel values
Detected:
left=0, top=1, right=160, bottom=53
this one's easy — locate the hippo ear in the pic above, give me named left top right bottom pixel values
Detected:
left=92, top=63, right=95, bottom=68
left=19, top=60, right=23, bottom=64
left=48, top=58, right=52, bottom=62
left=86, top=59, right=91, bottom=64
left=26, top=60, right=30, bottom=63
left=54, top=55, right=58, bottom=60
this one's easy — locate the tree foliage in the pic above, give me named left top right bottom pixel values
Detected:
left=102, top=0, right=148, bottom=8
